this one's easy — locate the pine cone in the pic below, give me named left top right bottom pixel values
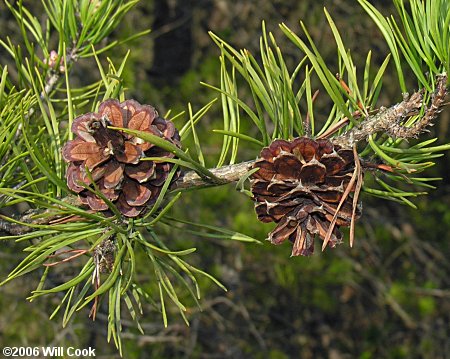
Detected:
left=250, top=137, right=362, bottom=256
left=62, top=99, right=181, bottom=217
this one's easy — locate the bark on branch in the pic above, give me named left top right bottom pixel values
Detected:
left=333, top=73, right=447, bottom=147
left=172, top=161, right=254, bottom=190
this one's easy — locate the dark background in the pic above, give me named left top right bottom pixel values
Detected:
left=0, top=1, right=449, bottom=358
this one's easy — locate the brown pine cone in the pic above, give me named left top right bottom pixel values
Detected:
left=62, top=99, right=181, bottom=217
left=250, top=137, right=362, bottom=256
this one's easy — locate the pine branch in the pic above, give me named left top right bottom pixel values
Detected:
left=333, top=73, right=448, bottom=147
left=32, top=47, right=78, bottom=111
left=43, top=48, right=78, bottom=96
left=173, top=161, right=254, bottom=190
left=0, top=74, right=448, bottom=235
left=0, top=162, right=254, bottom=235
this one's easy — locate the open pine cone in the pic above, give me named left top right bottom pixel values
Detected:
left=62, top=99, right=181, bottom=217
left=250, top=137, right=362, bottom=256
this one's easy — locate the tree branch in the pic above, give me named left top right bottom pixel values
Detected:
left=172, top=161, right=254, bottom=190
left=26, top=48, right=78, bottom=118
left=333, top=73, right=447, bottom=147
left=0, top=75, right=448, bottom=235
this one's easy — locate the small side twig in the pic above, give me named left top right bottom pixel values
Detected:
left=333, top=89, right=424, bottom=147
left=387, top=73, right=448, bottom=138
left=3, top=47, right=79, bottom=168
left=42, top=47, right=78, bottom=97
left=334, top=73, right=448, bottom=147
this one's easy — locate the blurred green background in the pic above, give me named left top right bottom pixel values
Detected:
left=0, top=0, right=449, bottom=358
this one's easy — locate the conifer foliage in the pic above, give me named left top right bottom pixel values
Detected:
left=0, top=0, right=449, bottom=355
